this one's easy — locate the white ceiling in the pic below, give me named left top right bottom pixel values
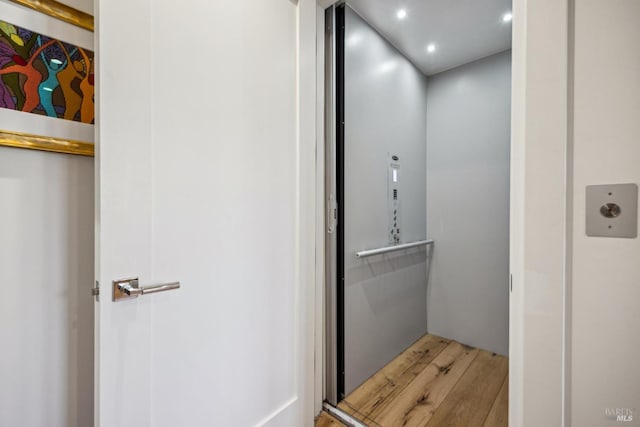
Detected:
left=347, top=0, right=513, bottom=76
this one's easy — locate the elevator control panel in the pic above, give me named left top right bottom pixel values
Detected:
left=586, top=183, right=638, bottom=238
left=388, top=154, right=401, bottom=245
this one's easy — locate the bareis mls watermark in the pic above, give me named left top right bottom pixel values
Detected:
left=605, top=407, right=635, bottom=422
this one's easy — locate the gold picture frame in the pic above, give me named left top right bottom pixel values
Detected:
left=0, top=129, right=94, bottom=156
left=9, top=0, right=93, bottom=32
left=1, top=0, right=95, bottom=156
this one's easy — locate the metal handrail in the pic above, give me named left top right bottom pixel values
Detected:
left=355, top=239, right=434, bottom=258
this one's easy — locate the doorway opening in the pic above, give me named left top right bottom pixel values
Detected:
left=323, top=1, right=512, bottom=425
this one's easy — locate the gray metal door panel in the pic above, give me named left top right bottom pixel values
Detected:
left=343, top=6, right=428, bottom=395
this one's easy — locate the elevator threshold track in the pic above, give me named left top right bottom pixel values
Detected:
left=316, top=334, right=508, bottom=427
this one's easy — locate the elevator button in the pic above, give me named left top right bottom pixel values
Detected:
left=600, top=203, right=621, bottom=218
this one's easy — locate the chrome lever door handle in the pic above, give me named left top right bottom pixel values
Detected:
left=113, top=277, right=180, bottom=301
left=117, top=279, right=143, bottom=297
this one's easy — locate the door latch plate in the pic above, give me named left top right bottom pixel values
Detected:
left=92, top=281, right=100, bottom=302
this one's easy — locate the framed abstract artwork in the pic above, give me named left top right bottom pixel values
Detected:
left=0, top=0, right=94, bottom=156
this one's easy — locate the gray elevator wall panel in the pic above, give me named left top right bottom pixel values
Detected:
left=344, top=6, right=428, bottom=395
left=426, top=51, right=511, bottom=356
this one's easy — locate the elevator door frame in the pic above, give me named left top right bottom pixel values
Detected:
left=317, top=0, right=572, bottom=424
left=323, top=2, right=350, bottom=404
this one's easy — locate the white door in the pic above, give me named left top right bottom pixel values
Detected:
left=95, top=1, right=311, bottom=426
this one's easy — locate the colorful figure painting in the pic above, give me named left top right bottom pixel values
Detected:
left=0, top=20, right=94, bottom=124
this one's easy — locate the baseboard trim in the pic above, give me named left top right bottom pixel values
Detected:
left=256, top=396, right=298, bottom=426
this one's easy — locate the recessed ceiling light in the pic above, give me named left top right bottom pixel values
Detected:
left=502, top=12, right=513, bottom=23
left=426, top=43, right=436, bottom=53
left=396, top=9, right=407, bottom=20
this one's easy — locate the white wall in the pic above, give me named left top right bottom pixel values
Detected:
left=343, top=6, right=429, bottom=393
left=0, top=1, right=94, bottom=427
left=426, top=51, right=511, bottom=356
left=0, top=148, right=94, bottom=427
left=570, top=1, right=640, bottom=425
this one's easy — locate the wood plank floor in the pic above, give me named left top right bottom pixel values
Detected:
left=316, top=334, right=508, bottom=427
left=315, top=412, right=347, bottom=427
